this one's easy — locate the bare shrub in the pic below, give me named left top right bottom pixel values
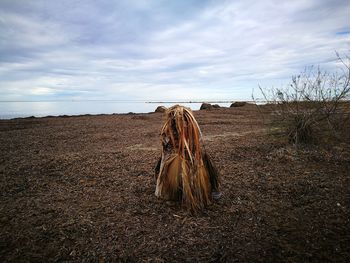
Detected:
left=256, top=52, right=350, bottom=145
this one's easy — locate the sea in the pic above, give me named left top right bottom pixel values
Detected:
left=0, top=101, right=233, bottom=119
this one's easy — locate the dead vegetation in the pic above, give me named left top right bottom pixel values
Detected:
left=256, top=52, right=350, bottom=145
left=155, top=105, right=220, bottom=212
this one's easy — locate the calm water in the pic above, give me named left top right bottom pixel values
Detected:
left=0, top=101, right=232, bottom=119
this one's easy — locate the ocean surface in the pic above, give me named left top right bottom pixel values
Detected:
left=0, top=101, right=232, bottom=119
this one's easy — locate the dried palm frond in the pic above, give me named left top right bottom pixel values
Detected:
left=155, top=105, right=220, bottom=212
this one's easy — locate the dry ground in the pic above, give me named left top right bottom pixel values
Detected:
left=0, top=105, right=349, bottom=262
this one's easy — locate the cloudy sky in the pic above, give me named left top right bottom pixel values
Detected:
left=0, top=0, right=350, bottom=102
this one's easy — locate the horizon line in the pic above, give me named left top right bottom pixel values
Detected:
left=0, top=99, right=255, bottom=103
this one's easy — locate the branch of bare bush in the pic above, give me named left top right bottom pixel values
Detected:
left=254, top=51, right=350, bottom=145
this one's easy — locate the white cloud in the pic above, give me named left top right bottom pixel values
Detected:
left=30, top=87, right=56, bottom=95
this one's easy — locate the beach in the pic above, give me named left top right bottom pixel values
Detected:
left=1, top=105, right=349, bottom=262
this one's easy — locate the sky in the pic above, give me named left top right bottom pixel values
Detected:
left=0, top=0, right=350, bottom=102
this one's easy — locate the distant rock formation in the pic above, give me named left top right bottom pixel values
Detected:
left=230, top=101, right=247, bottom=107
left=200, top=103, right=213, bottom=110
left=155, top=106, right=167, bottom=113
left=212, top=104, right=220, bottom=108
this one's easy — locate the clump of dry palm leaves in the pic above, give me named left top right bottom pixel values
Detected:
left=155, top=105, right=220, bottom=212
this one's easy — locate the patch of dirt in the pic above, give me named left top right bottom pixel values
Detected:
left=203, top=129, right=263, bottom=142
left=0, top=107, right=349, bottom=262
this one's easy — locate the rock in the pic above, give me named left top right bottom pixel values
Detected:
left=155, top=106, right=167, bottom=113
left=200, top=103, right=213, bottom=110
left=212, top=191, right=222, bottom=200
left=230, top=101, right=247, bottom=107
left=212, top=104, right=220, bottom=108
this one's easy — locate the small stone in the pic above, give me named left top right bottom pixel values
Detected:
left=212, top=191, right=222, bottom=200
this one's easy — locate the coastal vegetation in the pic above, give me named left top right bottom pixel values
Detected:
left=256, top=52, right=350, bottom=145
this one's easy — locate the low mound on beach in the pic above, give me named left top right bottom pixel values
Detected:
left=230, top=101, right=247, bottom=107
left=155, top=106, right=167, bottom=113
left=0, top=106, right=349, bottom=262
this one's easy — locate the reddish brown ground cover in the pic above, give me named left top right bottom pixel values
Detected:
left=0, top=105, right=349, bottom=262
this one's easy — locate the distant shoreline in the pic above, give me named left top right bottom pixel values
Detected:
left=0, top=103, right=234, bottom=121
left=0, top=101, right=260, bottom=120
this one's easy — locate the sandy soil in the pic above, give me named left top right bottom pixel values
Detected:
left=0, top=105, right=349, bottom=262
